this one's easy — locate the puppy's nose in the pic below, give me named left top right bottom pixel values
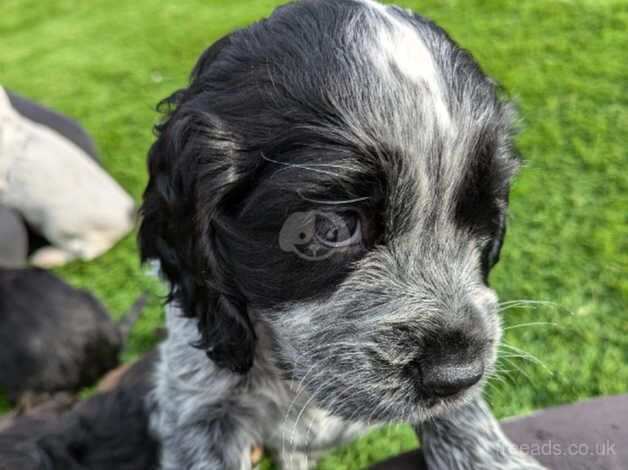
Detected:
left=407, top=356, right=484, bottom=398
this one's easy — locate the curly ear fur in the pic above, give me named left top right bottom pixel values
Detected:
left=138, top=35, right=256, bottom=374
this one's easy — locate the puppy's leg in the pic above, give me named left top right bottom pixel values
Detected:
left=155, top=419, right=252, bottom=470
left=150, top=309, right=258, bottom=470
left=416, top=397, right=547, bottom=470
left=30, top=231, right=129, bottom=267
left=150, top=372, right=255, bottom=470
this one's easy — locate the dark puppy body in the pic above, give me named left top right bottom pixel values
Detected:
left=0, top=393, right=76, bottom=433
left=0, top=351, right=158, bottom=470
left=0, top=267, right=144, bottom=401
left=140, top=1, right=545, bottom=468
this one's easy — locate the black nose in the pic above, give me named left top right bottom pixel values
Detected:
left=407, top=356, right=484, bottom=398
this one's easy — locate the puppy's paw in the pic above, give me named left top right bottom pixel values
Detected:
left=30, top=246, right=77, bottom=267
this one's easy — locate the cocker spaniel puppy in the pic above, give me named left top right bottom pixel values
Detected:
left=0, top=267, right=145, bottom=402
left=139, top=1, right=545, bottom=468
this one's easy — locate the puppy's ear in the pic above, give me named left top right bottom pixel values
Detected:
left=138, top=35, right=256, bottom=374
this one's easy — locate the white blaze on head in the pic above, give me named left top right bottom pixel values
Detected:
left=361, top=0, right=452, bottom=134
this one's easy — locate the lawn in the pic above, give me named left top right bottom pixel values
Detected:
left=0, top=0, right=626, bottom=468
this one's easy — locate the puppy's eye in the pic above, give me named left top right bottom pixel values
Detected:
left=279, top=209, right=364, bottom=260
left=313, top=211, right=361, bottom=248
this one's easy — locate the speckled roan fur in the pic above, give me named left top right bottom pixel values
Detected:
left=140, top=1, right=547, bottom=468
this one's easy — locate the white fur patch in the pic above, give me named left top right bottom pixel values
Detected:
left=0, top=85, right=135, bottom=266
left=362, top=1, right=452, bottom=134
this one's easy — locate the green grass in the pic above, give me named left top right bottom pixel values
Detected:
left=1, top=0, right=626, bottom=468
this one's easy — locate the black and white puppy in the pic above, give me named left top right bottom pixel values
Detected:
left=139, top=1, right=545, bottom=468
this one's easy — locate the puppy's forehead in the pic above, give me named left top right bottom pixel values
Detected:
left=362, top=0, right=451, bottom=131
left=271, top=4, right=504, bottom=159
left=221, top=0, right=515, bottom=229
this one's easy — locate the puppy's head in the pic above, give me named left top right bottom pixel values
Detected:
left=139, top=0, right=519, bottom=421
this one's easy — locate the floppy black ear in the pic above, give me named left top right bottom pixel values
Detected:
left=138, top=35, right=256, bottom=374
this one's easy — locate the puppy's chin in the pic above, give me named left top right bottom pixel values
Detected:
left=363, top=389, right=485, bottom=424
left=286, top=363, right=490, bottom=425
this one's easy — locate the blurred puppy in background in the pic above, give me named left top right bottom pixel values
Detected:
left=0, top=350, right=158, bottom=470
left=0, top=267, right=145, bottom=402
left=0, top=85, right=135, bottom=267
left=140, top=0, right=545, bottom=468
left=0, top=205, right=27, bottom=267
